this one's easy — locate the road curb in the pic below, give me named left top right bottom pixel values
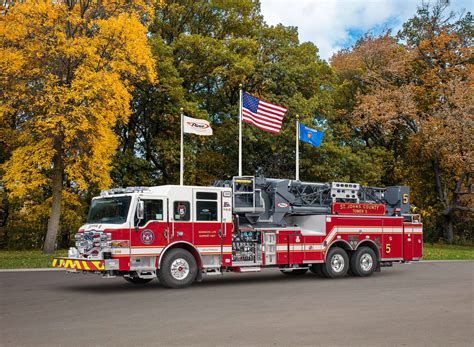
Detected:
left=418, top=259, right=473, bottom=263
left=0, top=268, right=63, bottom=272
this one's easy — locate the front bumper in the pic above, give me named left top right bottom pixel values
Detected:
left=52, top=257, right=105, bottom=271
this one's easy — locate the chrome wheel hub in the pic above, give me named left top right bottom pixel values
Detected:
left=360, top=253, right=373, bottom=272
left=330, top=254, right=345, bottom=273
left=170, top=258, right=190, bottom=280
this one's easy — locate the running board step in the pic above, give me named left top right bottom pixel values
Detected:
left=203, top=268, right=222, bottom=276
left=234, top=267, right=261, bottom=273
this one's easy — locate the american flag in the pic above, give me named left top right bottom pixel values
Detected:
left=242, top=92, right=287, bottom=133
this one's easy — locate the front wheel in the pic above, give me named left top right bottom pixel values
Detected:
left=321, top=247, right=349, bottom=278
left=158, top=248, right=198, bottom=288
left=350, top=247, right=377, bottom=277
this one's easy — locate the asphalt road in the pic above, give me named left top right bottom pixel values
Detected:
left=1, top=261, right=473, bottom=347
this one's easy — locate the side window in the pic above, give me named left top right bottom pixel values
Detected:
left=174, top=201, right=190, bottom=221
left=138, top=200, right=163, bottom=226
left=196, top=192, right=218, bottom=221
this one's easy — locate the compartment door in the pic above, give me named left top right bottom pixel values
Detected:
left=289, top=233, right=304, bottom=265
left=263, top=232, right=277, bottom=265
left=413, top=224, right=423, bottom=260
left=276, top=232, right=289, bottom=265
left=382, top=219, right=403, bottom=260
left=403, top=224, right=414, bottom=261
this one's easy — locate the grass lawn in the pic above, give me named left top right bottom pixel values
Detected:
left=423, top=244, right=474, bottom=261
left=0, top=244, right=472, bottom=269
left=0, top=250, right=67, bottom=269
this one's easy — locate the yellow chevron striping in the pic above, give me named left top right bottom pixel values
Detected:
left=65, top=259, right=74, bottom=269
left=92, top=261, right=104, bottom=270
left=82, top=261, right=90, bottom=270
left=75, top=261, right=82, bottom=270
left=52, top=259, right=58, bottom=267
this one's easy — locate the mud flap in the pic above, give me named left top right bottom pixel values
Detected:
left=195, top=270, right=203, bottom=282
left=375, top=261, right=381, bottom=272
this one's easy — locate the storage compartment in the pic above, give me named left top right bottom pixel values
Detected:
left=263, top=232, right=277, bottom=265
left=232, top=230, right=262, bottom=265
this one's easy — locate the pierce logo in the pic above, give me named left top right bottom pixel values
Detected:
left=277, top=202, right=289, bottom=208
left=186, top=122, right=210, bottom=130
left=140, top=230, right=155, bottom=245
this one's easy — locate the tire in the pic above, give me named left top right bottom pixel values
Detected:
left=350, top=246, right=377, bottom=277
left=124, top=277, right=153, bottom=284
left=158, top=248, right=198, bottom=288
left=280, top=268, right=308, bottom=275
left=321, top=247, right=349, bottom=278
left=310, top=263, right=324, bottom=276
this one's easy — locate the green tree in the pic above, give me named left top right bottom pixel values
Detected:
left=116, top=0, right=389, bottom=192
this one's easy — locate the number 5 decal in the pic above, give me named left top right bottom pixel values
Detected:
left=385, top=243, right=391, bottom=254
left=403, top=193, right=409, bottom=204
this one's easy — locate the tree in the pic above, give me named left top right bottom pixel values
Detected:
left=331, top=1, right=473, bottom=242
left=115, top=0, right=386, bottom=192
left=0, top=1, right=157, bottom=253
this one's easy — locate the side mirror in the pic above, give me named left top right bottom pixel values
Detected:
left=136, top=200, right=145, bottom=221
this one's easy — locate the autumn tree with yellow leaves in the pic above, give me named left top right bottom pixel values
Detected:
left=0, top=1, right=158, bottom=253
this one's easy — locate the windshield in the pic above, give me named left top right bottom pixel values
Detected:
left=86, top=196, right=132, bottom=224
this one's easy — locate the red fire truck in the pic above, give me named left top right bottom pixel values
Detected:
left=53, top=176, right=423, bottom=288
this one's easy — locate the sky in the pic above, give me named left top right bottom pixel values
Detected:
left=260, top=0, right=472, bottom=61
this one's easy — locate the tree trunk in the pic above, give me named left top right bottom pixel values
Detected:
left=445, top=215, right=454, bottom=243
left=43, top=139, right=63, bottom=254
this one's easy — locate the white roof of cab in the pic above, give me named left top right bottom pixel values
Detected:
left=100, top=185, right=231, bottom=198
left=145, top=185, right=231, bottom=196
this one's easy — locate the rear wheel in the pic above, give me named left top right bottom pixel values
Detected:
left=280, top=268, right=308, bottom=276
left=158, top=248, right=198, bottom=289
left=321, top=247, right=349, bottom=278
left=124, top=277, right=152, bottom=284
left=350, top=247, right=377, bottom=277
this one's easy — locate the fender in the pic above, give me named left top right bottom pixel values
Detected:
left=356, top=239, right=381, bottom=260
left=324, top=239, right=353, bottom=262
left=157, top=241, right=203, bottom=269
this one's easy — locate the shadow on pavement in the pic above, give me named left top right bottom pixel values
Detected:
left=56, top=269, right=398, bottom=293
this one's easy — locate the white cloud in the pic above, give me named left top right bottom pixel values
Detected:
left=260, top=0, right=472, bottom=60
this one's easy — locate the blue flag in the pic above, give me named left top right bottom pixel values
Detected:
left=299, top=123, right=324, bottom=147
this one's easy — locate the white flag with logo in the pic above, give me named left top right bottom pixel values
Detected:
left=183, top=115, right=213, bottom=136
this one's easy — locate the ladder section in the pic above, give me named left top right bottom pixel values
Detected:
left=232, top=176, right=265, bottom=213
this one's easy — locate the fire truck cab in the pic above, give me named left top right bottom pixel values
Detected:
left=53, top=176, right=423, bottom=288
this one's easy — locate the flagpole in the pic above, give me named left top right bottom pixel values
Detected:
left=180, top=108, right=184, bottom=186
left=296, top=114, right=300, bottom=181
left=238, top=84, right=243, bottom=177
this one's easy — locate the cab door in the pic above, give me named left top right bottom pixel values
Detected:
left=131, top=197, right=169, bottom=256
left=170, top=199, right=193, bottom=244
left=193, top=189, right=222, bottom=257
